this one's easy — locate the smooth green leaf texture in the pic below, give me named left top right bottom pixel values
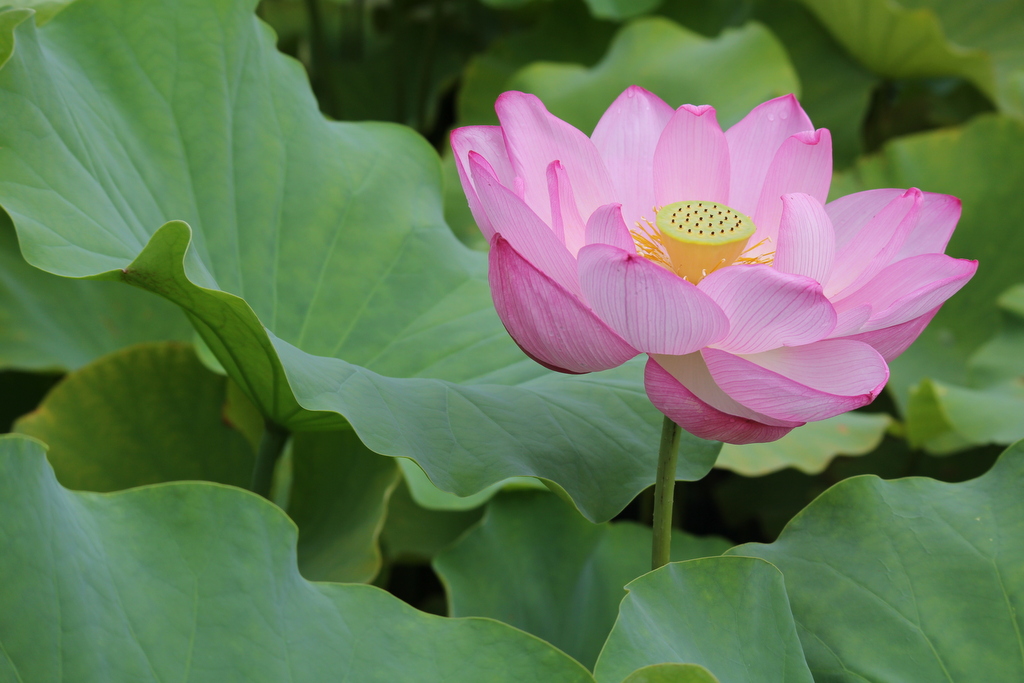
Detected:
left=0, top=213, right=189, bottom=372
left=832, top=114, right=1024, bottom=449
left=380, top=478, right=484, bottom=563
left=619, top=664, right=720, bottom=683
left=798, top=0, right=1024, bottom=117
left=434, top=490, right=731, bottom=669
left=509, top=17, right=800, bottom=133
left=732, top=440, right=1024, bottom=682
left=716, top=412, right=891, bottom=476
left=288, top=429, right=400, bottom=583
left=584, top=0, right=661, bottom=21
left=594, top=557, right=814, bottom=683
left=0, top=435, right=594, bottom=682
left=0, top=0, right=719, bottom=522
left=14, top=342, right=255, bottom=490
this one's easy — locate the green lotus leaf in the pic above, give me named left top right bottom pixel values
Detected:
left=380, top=477, right=485, bottom=563
left=832, top=113, right=1024, bottom=451
left=731, top=439, right=1024, bottom=681
left=14, top=342, right=256, bottom=490
left=508, top=17, right=800, bottom=133
left=797, top=0, right=1024, bottom=118
left=434, top=490, right=731, bottom=669
left=593, top=556, right=814, bottom=683
left=0, top=0, right=719, bottom=522
left=0, top=213, right=189, bottom=372
left=618, top=663, right=720, bottom=683
left=716, top=412, right=891, bottom=476
left=0, top=434, right=594, bottom=682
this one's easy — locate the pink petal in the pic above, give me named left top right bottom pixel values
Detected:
left=827, top=188, right=905, bottom=249
left=489, top=236, right=638, bottom=374
left=750, top=129, right=832, bottom=251
left=773, top=193, right=835, bottom=284
left=826, top=188, right=923, bottom=298
left=836, top=253, right=977, bottom=332
left=698, top=264, right=836, bottom=354
left=577, top=243, right=728, bottom=355
left=591, top=86, right=674, bottom=229
left=471, top=153, right=581, bottom=297
left=829, top=304, right=872, bottom=338
left=585, top=203, right=636, bottom=253
left=724, top=94, right=814, bottom=217
left=645, top=355, right=799, bottom=444
left=495, top=91, right=615, bottom=224
left=703, top=340, right=889, bottom=422
left=895, top=193, right=961, bottom=261
left=451, top=126, right=516, bottom=241
left=546, top=160, right=587, bottom=256
left=840, top=307, right=940, bottom=361
left=653, top=104, right=730, bottom=206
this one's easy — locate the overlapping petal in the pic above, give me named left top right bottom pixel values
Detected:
left=451, top=126, right=515, bottom=241
left=584, top=203, right=636, bottom=252
left=653, top=104, right=729, bottom=207
left=495, top=91, right=615, bottom=225
left=773, top=192, right=835, bottom=284
left=489, top=236, right=638, bottom=374
left=578, top=243, right=728, bottom=355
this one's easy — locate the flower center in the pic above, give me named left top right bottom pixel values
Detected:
left=633, top=200, right=769, bottom=283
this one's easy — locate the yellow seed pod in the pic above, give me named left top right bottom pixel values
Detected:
left=655, top=200, right=756, bottom=282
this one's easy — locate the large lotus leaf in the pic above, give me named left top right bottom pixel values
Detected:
left=0, top=213, right=189, bottom=372
left=12, top=342, right=398, bottom=584
left=0, top=435, right=594, bottom=682
left=0, top=0, right=719, bottom=522
left=831, top=114, right=1024, bottom=449
left=288, top=429, right=400, bottom=583
left=434, top=490, right=731, bottom=669
left=593, top=557, right=814, bottom=683
left=716, top=412, right=891, bottom=476
left=14, top=342, right=255, bottom=490
left=618, top=664, right=720, bottom=683
left=731, top=440, right=1024, bottom=681
left=797, top=0, right=1024, bottom=117
left=508, top=18, right=800, bottom=133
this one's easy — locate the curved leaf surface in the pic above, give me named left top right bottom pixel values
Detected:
left=593, top=557, right=814, bottom=683
left=0, top=0, right=718, bottom=522
left=619, top=664, right=720, bottom=683
left=732, top=440, right=1024, bottom=682
left=0, top=214, right=189, bottom=372
left=0, top=435, right=595, bottom=682
left=434, top=490, right=731, bottom=669
left=508, top=18, right=800, bottom=133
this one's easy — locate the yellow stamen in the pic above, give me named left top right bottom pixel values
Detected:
left=654, top=200, right=756, bottom=283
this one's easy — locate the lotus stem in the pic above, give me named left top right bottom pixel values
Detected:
left=250, top=419, right=290, bottom=500
left=651, top=415, right=681, bottom=570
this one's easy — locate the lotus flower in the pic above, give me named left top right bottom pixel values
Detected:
left=451, top=87, right=976, bottom=444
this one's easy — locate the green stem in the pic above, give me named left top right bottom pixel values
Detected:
left=250, top=419, right=289, bottom=499
left=651, top=415, right=681, bottom=570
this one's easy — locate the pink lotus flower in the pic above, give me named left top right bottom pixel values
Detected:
left=451, top=87, right=976, bottom=444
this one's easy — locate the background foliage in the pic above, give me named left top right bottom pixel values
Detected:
left=0, top=0, right=1021, bottom=679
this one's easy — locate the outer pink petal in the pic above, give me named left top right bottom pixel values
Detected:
left=828, top=189, right=961, bottom=262
left=495, top=91, right=615, bottom=224
left=703, top=340, right=889, bottom=422
left=774, top=193, right=836, bottom=284
left=895, top=193, right=961, bottom=261
left=699, top=264, right=836, bottom=354
left=826, top=188, right=922, bottom=298
left=591, top=86, right=674, bottom=229
left=489, top=236, right=638, bottom=374
left=840, top=307, right=940, bottom=361
left=451, top=126, right=516, bottom=241
left=653, top=104, right=730, bottom=206
left=830, top=304, right=872, bottom=338
left=577, top=243, right=728, bottom=355
left=546, top=160, right=587, bottom=255
left=471, top=153, right=581, bottom=297
left=836, top=253, right=977, bottom=332
left=750, top=129, right=832, bottom=251
left=645, top=355, right=800, bottom=444
left=585, top=203, right=636, bottom=252
left=724, top=94, right=814, bottom=217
